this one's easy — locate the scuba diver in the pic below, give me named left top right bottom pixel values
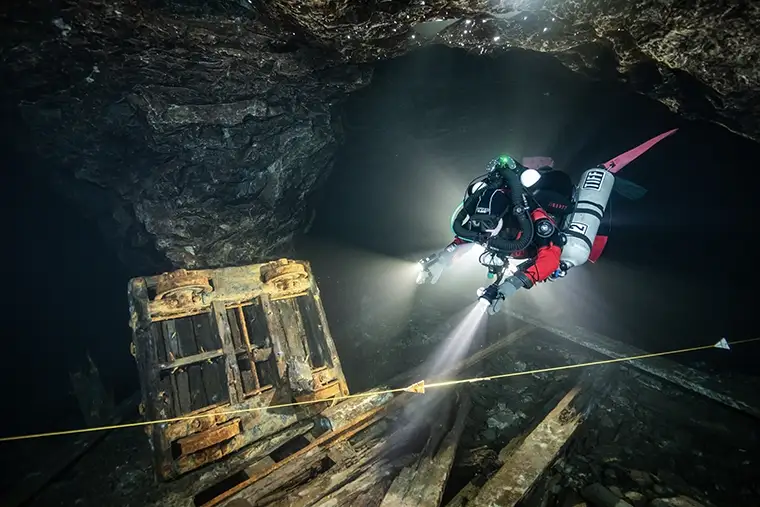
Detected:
left=416, top=128, right=679, bottom=315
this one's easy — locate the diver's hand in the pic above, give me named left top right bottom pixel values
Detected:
left=416, top=249, right=453, bottom=285
left=486, top=277, right=521, bottom=315
left=417, top=262, right=446, bottom=285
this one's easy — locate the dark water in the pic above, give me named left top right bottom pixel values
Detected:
left=4, top=146, right=137, bottom=437
left=300, top=46, right=759, bottom=391
left=2, top=44, right=757, bottom=441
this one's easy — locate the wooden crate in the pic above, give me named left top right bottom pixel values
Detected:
left=127, top=259, right=349, bottom=481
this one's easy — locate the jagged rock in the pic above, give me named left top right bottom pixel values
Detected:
left=624, top=491, right=648, bottom=507
left=609, top=485, right=624, bottom=498
left=630, top=470, right=655, bottom=488
left=558, top=488, right=588, bottom=507
left=3, top=0, right=760, bottom=269
left=485, top=402, right=523, bottom=430
left=649, top=496, right=706, bottom=507
left=581, top=483, right=633, bottom=507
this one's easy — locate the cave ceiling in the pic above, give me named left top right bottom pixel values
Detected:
left=2, top=0, right=757, bottom=269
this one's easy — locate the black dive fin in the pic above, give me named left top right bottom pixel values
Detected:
left=613, top=177, right=648, bottom=200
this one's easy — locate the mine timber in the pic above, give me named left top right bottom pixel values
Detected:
left=5, top=261, right=758, bottom=507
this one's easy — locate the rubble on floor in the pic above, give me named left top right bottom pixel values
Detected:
left=10, top=299, right=759, bottom=507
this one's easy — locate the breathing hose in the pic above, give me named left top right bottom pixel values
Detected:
left=453, top=164, right=534, bottom=253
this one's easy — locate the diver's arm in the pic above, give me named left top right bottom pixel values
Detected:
left=417, top=237, right=474, bottom=285
left=512, top=209, right=562, bottom=288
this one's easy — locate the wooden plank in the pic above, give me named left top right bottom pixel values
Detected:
left=274, top=297, right=309, bottom=358
left=176, top=366, right=193, bottom=414
left=157, top=349, right=224, bottom=370
left=203, top=404, right=390, bottom=507
left=162, top=319, right=183, bottom=417
left=298, top=294, right=327, bottom=368
left=469, top=386, right=584, bottom=507
left=194, top=312, right=219, bottom=351
left=204, top=358, right=229, bottom=406
left=237, top=305, right=260, bottom=391
left=259, top=294, right=287, bottom=380
left=503, top=308, right=760, bottom=420
left=443, top=481, right=480, bottom=507
left=379, top=392, right=470, bottom=507
left=177, top=419, right=242, bottom=456
left=237, top=354, right=257, bottom=394
left=243, top=300, right=271, bottom=348
left=212, top=301, right=243, bottom=405
left=267, top=439, right=389, bottom=507
left=176, top=315, right=201, bottom=357
left=189, top=363, right=209, bottom=412
left=172, top=421, right=316, bottom=504
left=151, top=321, right=167, bottom=363
left=414, top=393, right=471, bottom=507
left=227, top=308, right=243, bottom=350
left=311, top=457, right=414, bottom=507
left=130, top=276, right=175, bottom=480
left=195, top=312, right=228, bottom=408
left=309, top=287, right=348, bottom=389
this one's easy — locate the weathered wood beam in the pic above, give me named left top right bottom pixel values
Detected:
left=132, top=277, right=176, bottom=478
left=380, top=392, right=472, bottom=507
left=155, top=420, right=315, bottom=507
left=212, top=301, right=244, bottom=404
left=236, top=306, right=261, bottom=391
left=503, top=309, right=760, bottom=420
left=468, top=385, right=585, bottom=507
left=311, top=457, right=415, bottom=507
left=443, top=481, right=480, bottom=507
left=416, top=392, right=471, bottom=507
left=264, top=433, right=398, bottom=507
left=203, top=402, right=390, bottom=507
left=157, top=349, right=225, bottom=370
left=319, top=391, right=396, bottom=432
left=259, top=294, right=288, bottom=378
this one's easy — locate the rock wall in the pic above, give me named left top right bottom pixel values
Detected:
left=3, top=0, right=758, bottom=271
left=3, top=0, right=370, bottom=270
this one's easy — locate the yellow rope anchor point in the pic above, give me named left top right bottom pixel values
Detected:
left=404, top=380, right=425, bottom=394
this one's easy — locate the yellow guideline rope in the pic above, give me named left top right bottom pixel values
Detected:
left=425, top=337, right=760, bottom=389
left=1, top=337, right=757, bottom=443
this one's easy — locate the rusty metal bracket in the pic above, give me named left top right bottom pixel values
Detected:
left=155, top=269, right=213, bottom=308
left=260, top=259, right=311, bottom=297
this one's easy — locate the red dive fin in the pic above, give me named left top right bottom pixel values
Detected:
left=603, top=128, right=678, bottom=174
left=521, top=156, right=554, bottom=170
left=588, top=235, right=608, bottom=263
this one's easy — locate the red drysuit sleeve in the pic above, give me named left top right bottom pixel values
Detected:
left=519, top=209, right=562, bottom=285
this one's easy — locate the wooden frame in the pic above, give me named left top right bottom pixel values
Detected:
left=128, top=259, right=349, bottom=480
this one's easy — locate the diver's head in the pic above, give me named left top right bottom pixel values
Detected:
left=487, top=155, right=518, bottom=174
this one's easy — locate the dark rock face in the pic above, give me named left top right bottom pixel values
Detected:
left=2, top=0, right=758, bottom=269
left=3, top=0, right=370, bottom=269
left=269, top=0, right=759, bottom=138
